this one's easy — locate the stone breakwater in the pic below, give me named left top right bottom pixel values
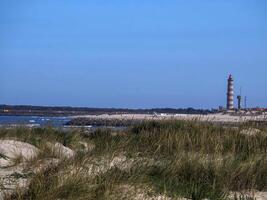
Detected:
left=66, top=113, right=267, bottom=127
left=65, top=117, right=143, bottom=127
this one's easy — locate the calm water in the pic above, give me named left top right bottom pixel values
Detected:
left=0, top=116, right=71, bottom=127
left=0, top=116, right=126, bottom=131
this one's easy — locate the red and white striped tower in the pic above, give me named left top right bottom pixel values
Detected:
left=227, top=74, right=234, bottom=110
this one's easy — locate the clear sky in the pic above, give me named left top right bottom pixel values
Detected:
left=1, top=0, right=267, bottom=109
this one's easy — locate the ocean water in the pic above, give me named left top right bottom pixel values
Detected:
left=0, top=116, right=128, bottom=131
left=0, top=116, right=71, bottom=127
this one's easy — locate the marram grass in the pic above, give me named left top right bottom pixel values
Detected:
left=1, top=120, right=267, bottom=200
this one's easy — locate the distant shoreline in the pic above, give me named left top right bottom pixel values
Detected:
left=67, top=113, right=267, bottom=127
left=0, top=104, right=213, bottom=117
left=1, top=105, right=267, bottom=126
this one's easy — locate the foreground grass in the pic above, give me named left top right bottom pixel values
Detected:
left=1, top=120, right=267, bottom=200
left=0, top=127, right=83, bottom=149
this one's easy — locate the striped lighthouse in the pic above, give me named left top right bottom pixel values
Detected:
left=227, top=74, right=234, bottom=110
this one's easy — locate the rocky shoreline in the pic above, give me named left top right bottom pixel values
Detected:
left=65, top=117, right=144, bottom=127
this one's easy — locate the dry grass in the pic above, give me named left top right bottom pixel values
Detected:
left=1, top=120, right=267, bottom=200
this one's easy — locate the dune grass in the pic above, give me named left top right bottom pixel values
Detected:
left=0, top=127, right=83, bottom=149
left=1, top=120, right=267, bottom=200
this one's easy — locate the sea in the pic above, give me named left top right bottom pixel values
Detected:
left=0, top=116, right=126, bottom=131
left=0, top=115, right=71, bottom=128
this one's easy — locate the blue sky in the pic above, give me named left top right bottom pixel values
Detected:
left=1, top=0, right=267, bottom=108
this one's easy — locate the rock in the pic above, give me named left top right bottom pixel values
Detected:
left=50, top=142, right=75, bottom=159
left=0, top=140, right=40, bottom=199
left=0, top=140, right=39, bottom=161
left=0, top=158, right=13, bottom=168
